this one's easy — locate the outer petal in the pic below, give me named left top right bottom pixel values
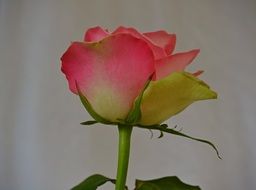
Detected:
left=144, top=31, right=176, bottom=55
left=84, top=26, right=109, bottom=42
left=112, top=26, right=166, bottom=59
left=155, top=49, right=200, bottom=80
left=61, top=34, right=155, bottom=122
left=140, top=72, right=217, bottom=125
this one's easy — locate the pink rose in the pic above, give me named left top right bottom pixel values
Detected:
left=61, top=26, right=216, bottom=125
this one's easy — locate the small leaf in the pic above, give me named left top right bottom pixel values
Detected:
left=80, top=120, right=98, bottom=126
left=125, top=73, right=154, bottom=124
left=135, top=176, right=201, bottom=190
left=71, top=174, right=128, bottom=190
left=136, top=124, right=221, bottom=159
left=71, top=174, right=114, bottom=190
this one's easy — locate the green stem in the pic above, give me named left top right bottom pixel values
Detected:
left=115, top=124, right=133, bottom=190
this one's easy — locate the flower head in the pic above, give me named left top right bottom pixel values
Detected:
left=61, top=26, right=217, bottom=126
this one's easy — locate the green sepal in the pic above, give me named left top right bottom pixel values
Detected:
left=80, top=120, right=99, bottom=126
left=71, top=174, right=127, bottom=190
left=158, top=131, right=164, bottom=138
left=125, top=73, right=154, bottom=124
left=135, top=176, right=201, bottom=190
left=76, top=82, right=115, bottom=125
left=136, top=124, right=221, bottom=159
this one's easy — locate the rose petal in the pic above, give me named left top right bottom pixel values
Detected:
left=84, top=26, right=109, bottom=42
left=155, top=49, right=200, bottom=80
left=140, top=72, right=217, bottom=125
left=112, top=26, right=166, bottom=59
left=61, top=33, right=155, bottom=122
left=144, top=31, right=176, bottom=55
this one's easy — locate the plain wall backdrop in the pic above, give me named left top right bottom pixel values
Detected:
left=1, top=0, right=256, bottom=189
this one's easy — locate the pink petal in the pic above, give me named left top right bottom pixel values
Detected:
left=84, top=26, right=109, bottom=42
left=144, top=31, right=176, bottom=55
left=61, top=33, right=155, bottom=121
left=112, top=26, right=166, bottom=59
left=155, top=49, right=200, bottom=80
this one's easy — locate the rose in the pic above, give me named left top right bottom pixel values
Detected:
left=61, top=26, right=217, bottom=126
left=61, top=27, right=219, bottom=190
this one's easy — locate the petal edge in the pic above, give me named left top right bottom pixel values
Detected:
left=155, top=49, right=200, bottom=80
left=84, top=26, right=109, bottom=42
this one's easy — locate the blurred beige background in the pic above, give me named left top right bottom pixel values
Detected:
left=1, top=0, right=256, bottom=190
